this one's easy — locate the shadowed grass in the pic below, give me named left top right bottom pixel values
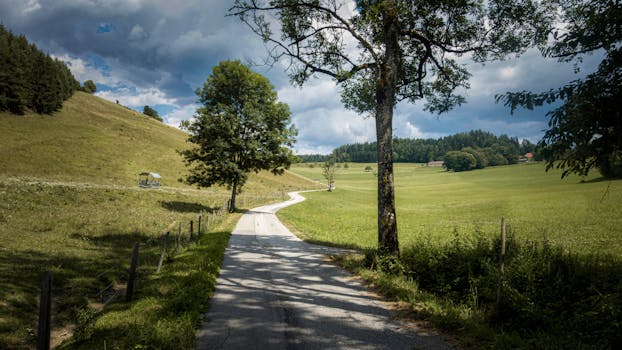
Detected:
left=0, top=92, right=320, bottom=349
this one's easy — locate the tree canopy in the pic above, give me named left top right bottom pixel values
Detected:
left=179, top=60, right=297, bottom=212
left=143, top=105, right=163, bottom=122
left=0, top=24, right=79, bottom=114
left=82, top=80, right=97, bottom=94
left=497, top=0, right=621, bottom=178
left=232, top=0, right=549, bottom=256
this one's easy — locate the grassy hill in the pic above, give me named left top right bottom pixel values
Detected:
left=0, top=91, right=313, bottom=191
left=0, top=92, right=319, bottom=349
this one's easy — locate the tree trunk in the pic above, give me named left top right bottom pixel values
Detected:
left=375, top=2, right=400, bottom=257
left=230, top=180, right=237, bottom=213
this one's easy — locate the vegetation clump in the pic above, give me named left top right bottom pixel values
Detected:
left=143, top=105, right=163, bottom=122
left=362, top=234, right=622, bottom=349
left=0, top=24, right=79, bottom=114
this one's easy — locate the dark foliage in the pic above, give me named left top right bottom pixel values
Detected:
left=143, top=105, right=163, bottom=122
left=321, top=130, right=524, bottom=164
left=0, top=24, right=79, bottom=114
left=365, top=233, right=622, bottom=348
left=81, top=80, right=96, bottom=94
left=497, top=0, right=622, bottom=178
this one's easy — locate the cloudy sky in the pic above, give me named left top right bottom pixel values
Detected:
left=0, top=0, right=603, bottom=154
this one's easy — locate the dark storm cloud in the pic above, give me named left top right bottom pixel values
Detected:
left=0, top=0, right=262, bottom=96
left=0, top=0, right=602, bottom=153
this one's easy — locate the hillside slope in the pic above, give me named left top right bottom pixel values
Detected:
left=0, top=91, right=315, bottom=191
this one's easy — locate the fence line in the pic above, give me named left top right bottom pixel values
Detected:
left=35, top=199, right=231, bottom=347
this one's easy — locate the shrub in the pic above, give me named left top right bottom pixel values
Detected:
left=389, top=234, right=622, bottom=348
left=443, top=151, right=477, bottom=171
left=462, top=147, right=489, bottom=169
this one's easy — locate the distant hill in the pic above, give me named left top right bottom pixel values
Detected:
left=0, top=91, right=316, bottom=191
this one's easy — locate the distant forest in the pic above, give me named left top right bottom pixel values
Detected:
left=0, top=24, right=79, bottom=114
left=298, top=130, right=537, bottom=164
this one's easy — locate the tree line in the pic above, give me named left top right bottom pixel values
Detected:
left=0, top=24, right=79, bottom=114
left=298, top=130, right=535, bottom=165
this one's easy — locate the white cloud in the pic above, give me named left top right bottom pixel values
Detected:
left=278, top=79, right=343, bottom=111
left=23, top=0, right=41, bottom=13
left=95, top=86, right=175, bottom=108
left=128, top=24, right=148, bottom=41
left=53, top=54, right=126, bottom=87
left=163, top=103, right=199, bottom=129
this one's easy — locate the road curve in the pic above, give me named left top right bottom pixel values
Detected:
left=195, top=192, right=451, bottom=350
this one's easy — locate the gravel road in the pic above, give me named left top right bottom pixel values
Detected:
left=195, top=192, right=452, bottom=350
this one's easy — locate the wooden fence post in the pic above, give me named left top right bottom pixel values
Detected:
left=36, top=271, right=52, bottom=350
left=198, top=215, right=202, bottom=238
left=126, top=242, right=139, bottom=302
left=189, top=220, right=194, bottom=242
left=157, top=232, right=170, bottom=273
left=496, top=217, right=507, bottom=311
left=175, top=222, right=182, bottom=253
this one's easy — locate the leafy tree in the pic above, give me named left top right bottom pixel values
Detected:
left=143, top=105, right=163, bottom=122
left=443, top=151, right=477, bottom=172
left=82, top=80, right=97, bottom=94
left=322, top=160, right=337, bottom=191
left=461, top=147, right=488, bottom=169
left=179, top=60, right=297, bottom=212
left=482, top=147, right=509, bottom=166
left=232, top=0, right=549, bottom=256
left=497, top=0, right=622, bottom=178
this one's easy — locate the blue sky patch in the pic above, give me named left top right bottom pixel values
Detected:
left=96, top=22, right=114, bottom=33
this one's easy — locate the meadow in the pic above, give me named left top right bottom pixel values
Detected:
left=280, top=162, right=622, bottom=348
left=281, top=162, right=622, bottom=256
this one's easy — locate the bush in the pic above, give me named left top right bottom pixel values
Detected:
left=82, top=80, right=97, bottom=94
left=389, top=234, right=622, bottom=348
left=462, top=147, right=488, bottom=169
left=443, top=151, right=477, bottom=172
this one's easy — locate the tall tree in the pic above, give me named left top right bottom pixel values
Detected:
left=498, top=0, right=621, bottom=178
left=231, top=0, right=548, bottom=256
left=179, top=60, right=297, bottom=212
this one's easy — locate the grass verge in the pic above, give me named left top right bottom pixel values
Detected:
left=0, top=177, right=296, bottom=349
left=58, top=213, right=237, bottom=350
left=335, top=237, right=622, bottom=350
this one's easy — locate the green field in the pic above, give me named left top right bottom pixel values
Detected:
left=281, top=162, right=622, bottom=348
left=0, top=92, right=319, bottom=349
left=281, top=162, right=622, bottom=256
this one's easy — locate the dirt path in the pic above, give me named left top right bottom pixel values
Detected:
left=195, top=192, right=451, bottom=350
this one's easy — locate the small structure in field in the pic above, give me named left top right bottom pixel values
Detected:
left=519, top=153, right=535, bottom=162
left=426, top=161, right=444, bottom=167
left=138, top=172, right=161, bottom=188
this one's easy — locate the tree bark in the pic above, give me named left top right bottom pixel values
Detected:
left=230, top=179, right=237, bottom=213
left=375, top=2, right=400, bottom=257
